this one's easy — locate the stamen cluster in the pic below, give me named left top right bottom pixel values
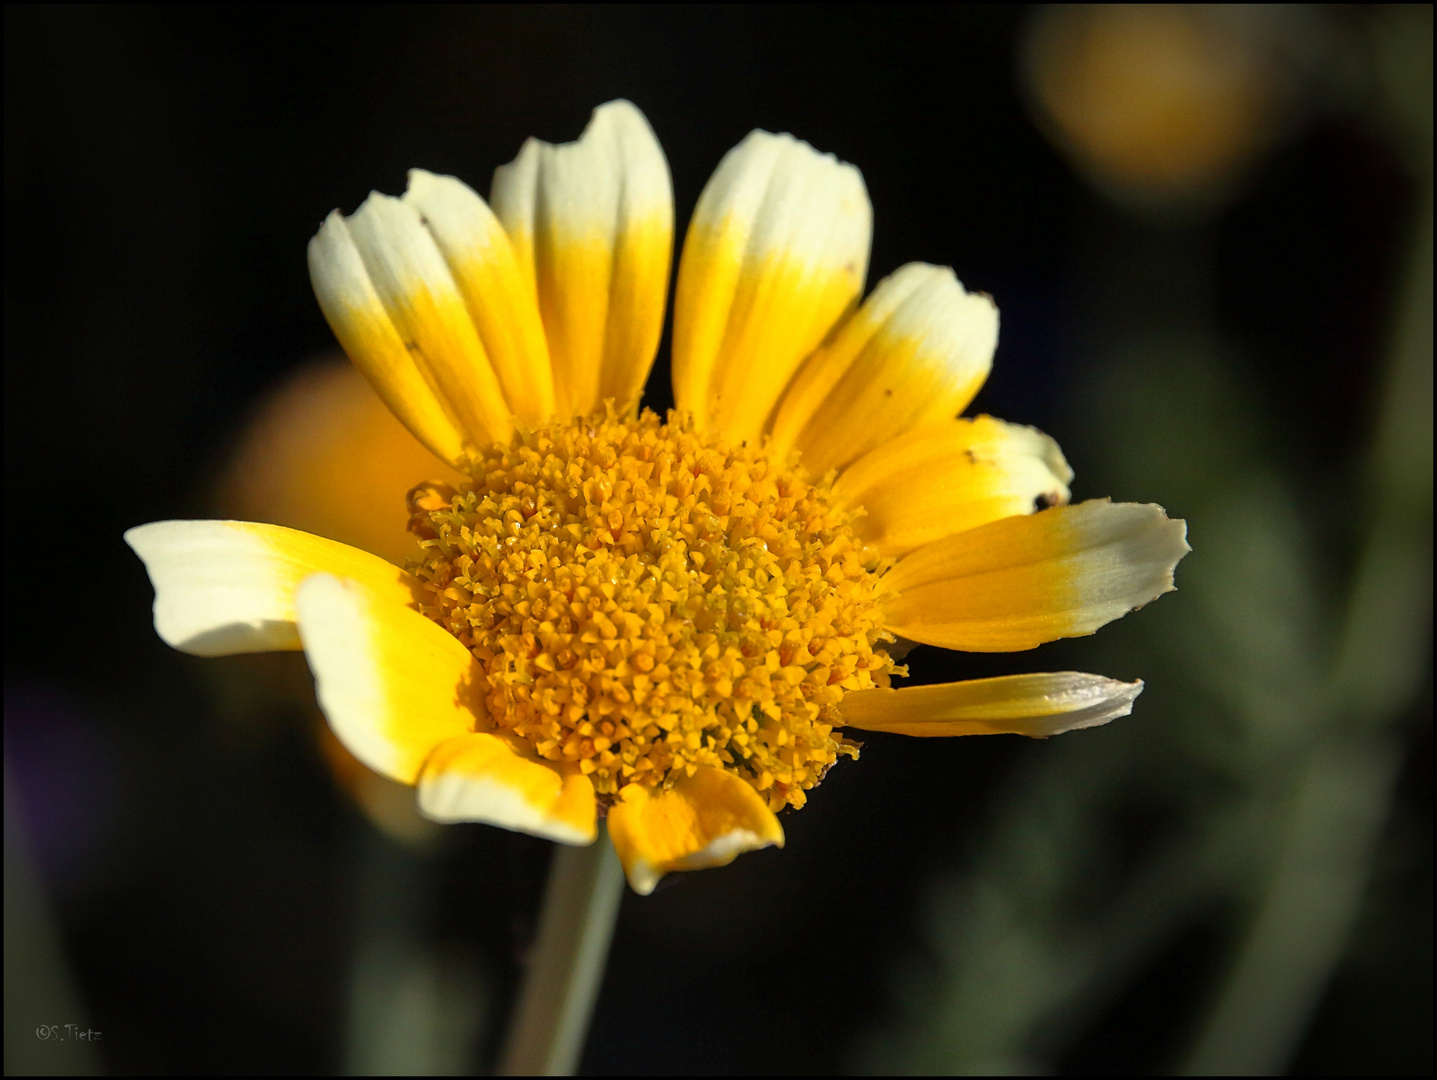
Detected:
left=409, top=408, right=898, bottom=810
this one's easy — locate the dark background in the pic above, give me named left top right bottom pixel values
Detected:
left=5, top=4, right=1430, bottom=1075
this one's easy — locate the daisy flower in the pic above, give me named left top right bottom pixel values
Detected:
left=127, top=101, right=1188, bottom=895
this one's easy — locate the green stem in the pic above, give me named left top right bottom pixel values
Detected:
left=497, top=824, right=625, bottom=1076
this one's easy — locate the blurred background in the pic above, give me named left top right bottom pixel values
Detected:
left=4, top=4, right=1430, bottom=1075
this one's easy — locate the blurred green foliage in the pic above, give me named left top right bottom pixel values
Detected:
left=857, top=8, right=1432, bottom=1073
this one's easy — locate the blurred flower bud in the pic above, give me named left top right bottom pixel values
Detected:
left=216, top=357, right=465, bottom=566
left=1022, top=5, right=1317, bottom=212
left=211, top=357, right=462, bottom=844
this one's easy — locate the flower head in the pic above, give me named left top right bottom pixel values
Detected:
left=127, top=101, right=1188, bottom=894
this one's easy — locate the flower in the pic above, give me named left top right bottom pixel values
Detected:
left=127, top=101, right=1189, bottom=894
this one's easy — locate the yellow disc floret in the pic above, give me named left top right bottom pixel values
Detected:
left=408, top=407, right=899, bottom=812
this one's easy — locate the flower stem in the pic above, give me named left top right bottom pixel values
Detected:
left=497, top=823, right=625, bottom=1076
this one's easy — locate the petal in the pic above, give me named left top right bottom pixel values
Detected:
left=417, top=733, right=597, bottom=844
left=606, top=767, right=784, bottom=895
left=125, top=520, right=424, bottom=657
left=832, top=415, right=1072, bottom=556
left=308, top=212, right=469, bottom=464
left=295, top=573, right=479, bottom=784
left=403, top=170, right=555, bottom=427
left=491, top=100, right=674, bottom=419
left=671, top=130, right=871, bottom=442
left=883, top=500, right=1190, bottom=652
left=216, top=359, right=466, bottom=566
left=769, top=263, right=999, bottom=475
left=489, top=136, right=541, bottom=285
left=839, top=672, right=1142, bottom=737
left=341, top=193, right=514, bottom=448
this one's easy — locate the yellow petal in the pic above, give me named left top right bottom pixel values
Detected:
left=308, top=212, right=469, bottom=464
left=671, top=130, right=871, bottom=442
left=606, top=767, right=784, bottom=895
left=840, top=672, right=1142, bottom=737
left=124, top=520, right=424, bottom=657
left=294, top=573, right=479, bottom=784
left=883, top=500, right=1190, bottom=652
left=340, top=192, right=514, bottom=448
left=832, top=415, right=1072, bottom=556
left=403, top=169, right=555, bottom=426
left=770, top=263, right=999, bottom=474
left=417, top=733, right=597, bottom=844
left=491, top=100, right=673, bottom=419
left=216, top=359, right=466, bottom=566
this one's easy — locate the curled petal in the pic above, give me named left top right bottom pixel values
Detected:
left=771, top=263, right=998, bottom=474
left=833, top=415, right=1072, bottom=556
left=417, top=733, right=597, bottom=844
left=672, top=129, right=871, bottom=442
left=491, top=99, right=674, bottom=419
left=840, top=672, right=1142, bottom=737
left=295, top=573, right=481, bottom=784
left=606, top=767, right=784, bottom=895
left=883, top=500, right=1190, bottom=652
left=125, top=520, right=423, bottom=657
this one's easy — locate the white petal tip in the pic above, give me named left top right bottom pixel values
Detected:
left=1031, top=676, right=1144, bottom=737
left=624, top=860, right=661, bottom=896
left=125, top=520, right=305, bottom=656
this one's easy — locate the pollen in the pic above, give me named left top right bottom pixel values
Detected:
left=408, top=407, right=901, bottom=811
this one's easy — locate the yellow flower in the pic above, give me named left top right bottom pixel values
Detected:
left=127, top=101, right=1189, bottom=894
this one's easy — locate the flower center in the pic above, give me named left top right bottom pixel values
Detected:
left=407, top=407, right=899, bottom=811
